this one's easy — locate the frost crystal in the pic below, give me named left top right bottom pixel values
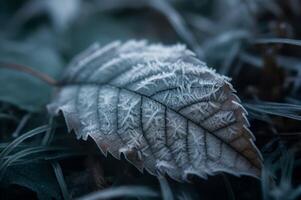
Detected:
left=48, top=40, right=263, bottom=181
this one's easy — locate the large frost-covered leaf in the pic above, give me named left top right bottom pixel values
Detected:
left=48, top=40, right=263, bottom=181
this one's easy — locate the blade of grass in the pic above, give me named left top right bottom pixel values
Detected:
left=158, top=175, right=174, bottom=200
left=261, top=149, right=301, bottom=200
left=261, top=161, right=271, bottom=200
left=286, top=97, right=301, bottom=104
left=202, top=30, right=250, bottom=53
left=186, top=13, right=218, bottom=35
left=11, top=151, right=83, bottom=166
left=42, top=117, right=56, bottom=145
left=0, top=146, right=67, bottom=181
left=0, top=125, right=49, bottom=159
left=51, top=161, right=71, bottom=200
left=240, top=52, right=301, bottom=71
left=148, top=0, right=202, bottom=57
left=12, top=113, right=31, bottom=138
left=77, top=186, right=159, bottom=200
left=220, top=42, right=241, bottom=75
left=177, top=190, right=195, bottom=200
left=244, top=102, right=301, bottom=121
left=254, top=38, right=301, bottom=46
left=0, top=113, right=19, bottom=122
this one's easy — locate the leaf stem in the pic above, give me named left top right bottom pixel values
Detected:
left=0, top=61, right=58, bottom=86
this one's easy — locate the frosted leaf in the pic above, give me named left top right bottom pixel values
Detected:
left=48, top=40, right=263, bottom=181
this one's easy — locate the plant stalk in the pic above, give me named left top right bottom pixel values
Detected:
left=0, top=61, right=58, bottom=86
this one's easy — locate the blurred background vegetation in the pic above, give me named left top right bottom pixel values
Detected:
left=0, top=0, right=301, bottom=199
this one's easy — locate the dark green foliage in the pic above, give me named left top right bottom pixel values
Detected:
left=0, top=0, right=301, bottom=199
left=0, top=37, right=63, bottom=111
left=1, top=163, right=62, bottom=200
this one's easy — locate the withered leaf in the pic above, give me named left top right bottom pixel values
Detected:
left=48, top=40, right=263, bottom=181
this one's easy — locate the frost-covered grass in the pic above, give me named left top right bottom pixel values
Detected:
left=0, top=0, right=301, bottom=199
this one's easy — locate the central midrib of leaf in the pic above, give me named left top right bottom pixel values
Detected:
left=59, top=81, right=259, bottom=170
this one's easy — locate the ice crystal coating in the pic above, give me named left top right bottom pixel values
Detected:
left=48, top=40, right=263, bottom=181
